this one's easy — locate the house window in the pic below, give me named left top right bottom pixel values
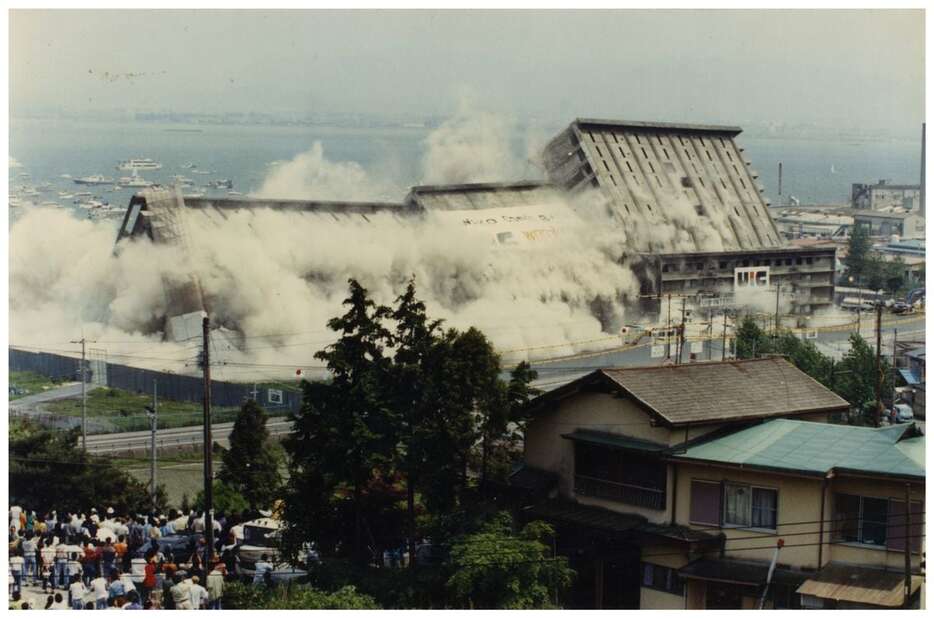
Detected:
left=834, top=493, right=887, bottom=546
left=834, top=493, right=921, bottom=549
left=724, top=483, right=777, bottom=530
left=689, top=480, right=721, bottom=525
left=574, top=443, right=667, bottom=510
left=642, top=562, right=684, bottom=596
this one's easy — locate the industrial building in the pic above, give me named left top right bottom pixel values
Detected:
left=851, top=179, right=922, bottom=213
left=541, top=118, right=837, bottom=314
left=853, top=209, right=926, bottom=239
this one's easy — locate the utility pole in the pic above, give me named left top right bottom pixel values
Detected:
left=874, top=303, right=884, bottom=427
left=676, top=298, right=687, bottom=365
left=774, top=280, right=781, bottom=337
left=666, top=294, right=672, bottom=361
left=69, top=336, right=95, bottom=450
left=707, top=310, right=713, bottom=361
left=778, top=162, right=783, bottom=198
left=151, top=380, right=158, bottom=508
left=721, top=311, right=729, bottom=361
left=202, top=316, right=215, bottom=569
left=856, top=277, right=863, bottom=334
left=904, top=483, right=912, bottom=608
left=892, top=329, right=899, bottom=406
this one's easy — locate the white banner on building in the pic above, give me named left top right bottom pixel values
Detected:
left=690, top=341, right=705, bottom=354
left=734, top=266, right=770, bottom=288
left=650, top=345, right=666, bottom=359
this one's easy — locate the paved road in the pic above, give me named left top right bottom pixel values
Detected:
left=9, top=382, right=83, bottom=409
left=8, top=382, right=113, bottom=432
left=84, top=418, right=293, bottom=454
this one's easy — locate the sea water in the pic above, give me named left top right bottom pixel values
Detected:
left=9, top=117, right=923, bottom=220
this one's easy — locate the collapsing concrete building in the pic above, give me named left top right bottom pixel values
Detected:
left=115, top=117, right=836, bottom=345
left=541, top=118, right=836, bottom=315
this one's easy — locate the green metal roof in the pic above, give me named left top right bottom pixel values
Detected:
left=561, top=429, right=668, bottom=453
left=674, top=420, right=924, bottom=480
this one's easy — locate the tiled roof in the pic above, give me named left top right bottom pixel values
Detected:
left=524, top=499, right=645, bottom=534
left=600, top=357, right=849, bottom=425
left=674, top=418, right=924, bottom=480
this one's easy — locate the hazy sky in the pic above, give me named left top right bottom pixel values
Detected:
left=10, top=9, right=925, bottom=133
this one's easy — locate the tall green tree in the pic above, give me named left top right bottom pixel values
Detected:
left=446, top=512, right=574, bottom=609
left=219, top=399, right=283, bottom=510
left=387, top=279, right=444, bottom=569
left=844, top=222, right=872, bottom=281
left=283, top=279, right=394, bottom=564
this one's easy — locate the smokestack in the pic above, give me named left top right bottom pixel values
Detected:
left=778, top=162, right=783, bottom=198
left=921, top=123, right=925, bottom=218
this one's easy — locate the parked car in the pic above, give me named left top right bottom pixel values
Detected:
left=892, top=301, right=913, bottom=315
left=234, top=517, right=310, bottom=583
left=893, top=403, right=915, bottom=423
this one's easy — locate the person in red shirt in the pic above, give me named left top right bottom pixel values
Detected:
left=81, top=542, right=101, bottom=587
left=142, top=552, right=157, bottom=603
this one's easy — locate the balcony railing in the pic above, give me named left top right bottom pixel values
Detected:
left=575, top=474, right=666, bottom=511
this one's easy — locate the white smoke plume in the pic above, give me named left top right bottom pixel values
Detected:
left=9, top=199, right=640, bottom=378
left=419, top=104, right=533, bottom=185
left=254, top=141, right=399, bottom=202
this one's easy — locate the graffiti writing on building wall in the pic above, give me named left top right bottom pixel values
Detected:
left=461, top=213, right=557, bottom=226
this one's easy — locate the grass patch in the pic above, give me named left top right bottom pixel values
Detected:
left=9, top=371, right=63, bottom=400
left=44, top=386, right=247, bottom=433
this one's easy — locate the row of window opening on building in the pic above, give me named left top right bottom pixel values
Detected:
left=662, top=255, right=820, bottom=273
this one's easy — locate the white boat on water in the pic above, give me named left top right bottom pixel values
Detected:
left=58, top=192, right=74, bottom=199
left=180, top=162, right=196, bottom=169
left=39, top=201, right=58, bottom=208
left=74, top=191, right=92, bottom=197
left=116, top=158, right=162, bottom=171
left=73, top=175, right=114, bottom=185
left=227, top=191, right=243, bottom=196
left=119, top=170, right=154, bottom=188
left=192, top=169, right=212, bottom=175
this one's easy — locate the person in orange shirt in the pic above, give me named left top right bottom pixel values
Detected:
left=113, top=535, right=127, bottom=560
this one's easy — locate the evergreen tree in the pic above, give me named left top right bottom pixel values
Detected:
left=284, top=279, right=394, bottom=564
left=387, top=279, right=444, bottom=569
left=219, top=399, right=283, bottom=510
left=844, top=222, right=872, bottom=281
